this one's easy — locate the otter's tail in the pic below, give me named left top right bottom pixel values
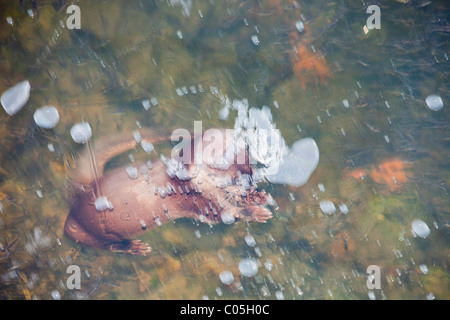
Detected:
left=71, top=127, right=170, bottom=185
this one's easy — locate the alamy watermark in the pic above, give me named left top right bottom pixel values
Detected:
left=366, top=265, right=381, bottom=290
left=66, top=264, right=81, bottom=289
left=66, top=5, right=81, bottom=30
left=364, top=5, right=381, bottom=34
left=169, top=121, right=284, bottom=169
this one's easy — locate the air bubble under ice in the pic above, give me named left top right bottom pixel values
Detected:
left=33, top=106, right=60, bottom=129
left=70, top=122, right=92, bottom=144
left=239, top=258, right=259, bottom=277
left=320, top=200, right=336, bottom=215
left=411, top=219, right=430, bottom=238
left=425, top=95, right=443, bottom=111
left=1, top=80, right=31, bottom=116
left=219, top=271, right=234, bottom=285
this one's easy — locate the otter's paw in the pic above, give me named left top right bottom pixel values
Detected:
left=240, top=206, right=273, bottom=223
left=107, top=240, right=152, bottom=256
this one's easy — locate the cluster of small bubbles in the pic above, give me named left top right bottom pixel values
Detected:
left=195, top=230, right=201, bottom=239
left=320, top=200, right=336, bottom=215
left=165, top=158, right=190, bottom=180
left=219, top=271, right=234, bottom=285
left=238, top=258, right=259, bottom=277
left=126, top=165, right=139, bottom=179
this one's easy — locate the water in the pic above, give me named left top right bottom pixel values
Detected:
left=0, top=0, right=449, bottom=300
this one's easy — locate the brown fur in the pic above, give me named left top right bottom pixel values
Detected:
left=64, top=129, right=272, bottom=255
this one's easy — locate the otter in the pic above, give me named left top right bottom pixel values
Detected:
left=64, top=128, right=273, bottom=255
